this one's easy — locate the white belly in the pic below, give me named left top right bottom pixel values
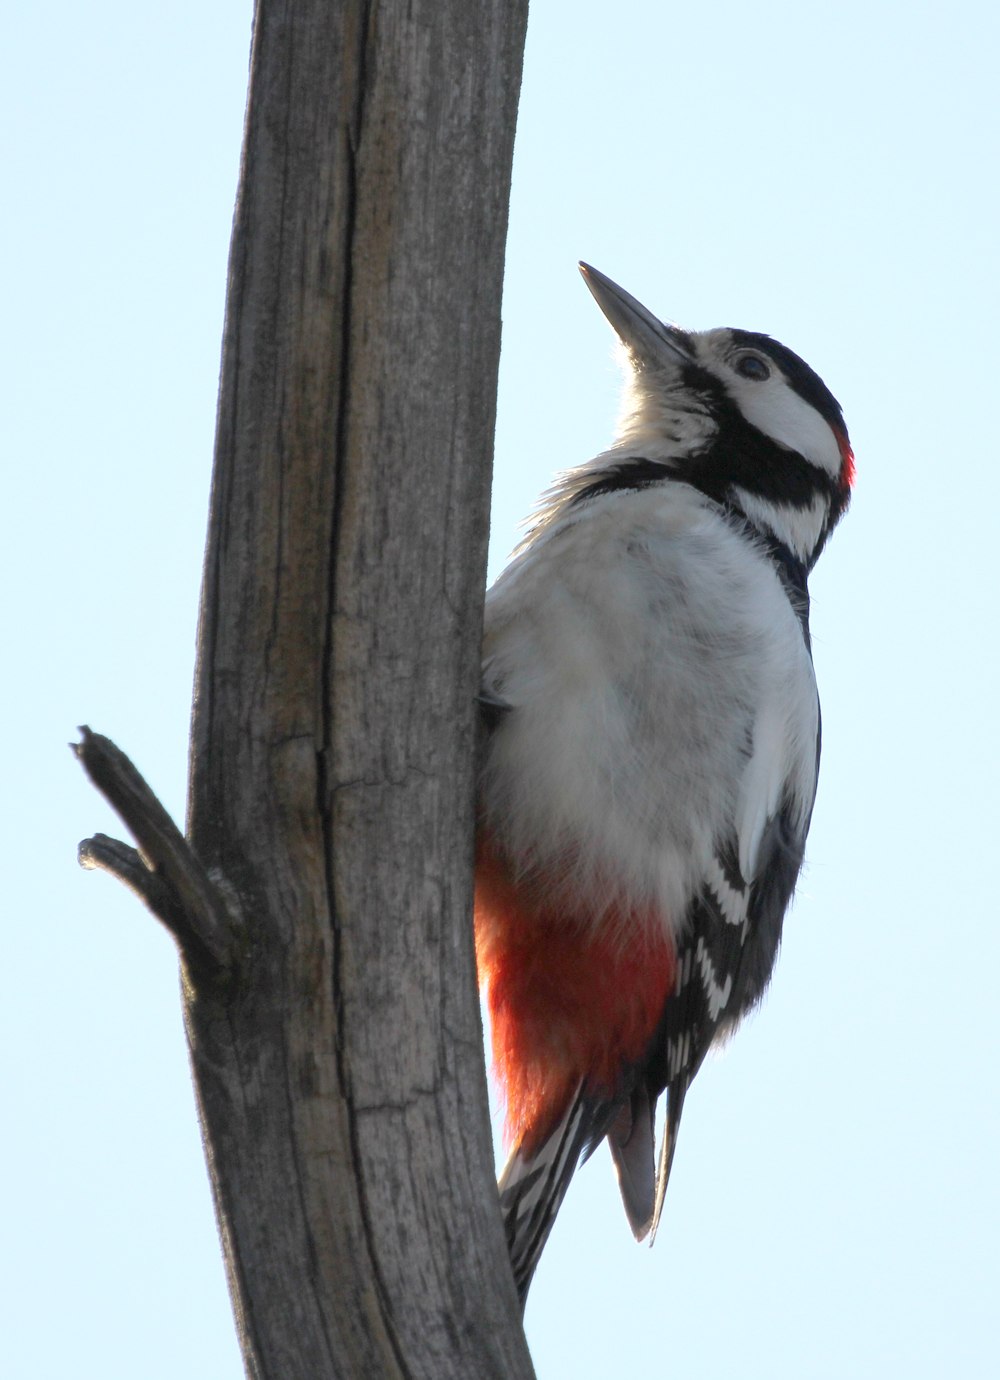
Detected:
left=480, top=484, right=819, bottom=945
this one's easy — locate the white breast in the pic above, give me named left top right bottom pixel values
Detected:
left=480, top=484, right=819, bottom=948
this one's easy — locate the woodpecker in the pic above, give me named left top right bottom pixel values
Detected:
left=475, top=263, right=853, bottom=1304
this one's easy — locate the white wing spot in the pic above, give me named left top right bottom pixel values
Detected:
left=705, top=856, right=748, bottom=931
left=667, top=1031, right=692, bottom=1078
left=674, top=946, right=694, bottom=995
left=695, top=938, right=733, bottom=1022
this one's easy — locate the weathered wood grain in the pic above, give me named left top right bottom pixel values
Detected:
left=183, top=2, right=532, bottom=1375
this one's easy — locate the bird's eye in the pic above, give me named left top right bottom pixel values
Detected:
left=735, top=354, right=770, bottom=381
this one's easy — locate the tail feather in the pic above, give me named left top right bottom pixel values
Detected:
left=607, top=1083, right=656, bottom=1239
left=498, top=1085, right=591, bottom=1306
left=498, top=1075, right=690, bottom=1299
left=650, top=1077, right=689, bottom=1243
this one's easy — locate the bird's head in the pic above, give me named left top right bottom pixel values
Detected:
left=579, top=263, right=854, bottom=569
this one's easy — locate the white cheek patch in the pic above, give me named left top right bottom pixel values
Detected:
left=731, top=487, right=829, bottom=564
left=727, top=376, right=842, bottom=477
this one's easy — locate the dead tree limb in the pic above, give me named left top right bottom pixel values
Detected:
left=75, top=1, right=532, bottom=1375
left=74, top=727, right=235, bottom=974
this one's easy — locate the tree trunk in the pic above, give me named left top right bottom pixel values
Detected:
left=77, top=1, right=533, bottom=1375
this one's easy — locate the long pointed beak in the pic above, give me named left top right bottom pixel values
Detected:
left=579, top=263, right=692, bottom=369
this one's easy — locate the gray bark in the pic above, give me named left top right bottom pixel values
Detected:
left=76, top=0, right=533, bottom=1375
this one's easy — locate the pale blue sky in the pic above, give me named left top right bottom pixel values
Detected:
left=4, top=3, right=998, bottom=1377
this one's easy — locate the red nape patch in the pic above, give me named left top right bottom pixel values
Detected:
left=835, top=426, right=856, bottom=489
left=475, top=832, right=676, bottom=1157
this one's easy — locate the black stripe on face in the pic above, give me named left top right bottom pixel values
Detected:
left=676, top=361, right=851, bottom=554
left=727, top=329, right=848, bottom=441
left=567, top=437, right=829, bottom=512
left=569, top=457, right=673, bottom=504
left=674, top=383, right=844, bottom=514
